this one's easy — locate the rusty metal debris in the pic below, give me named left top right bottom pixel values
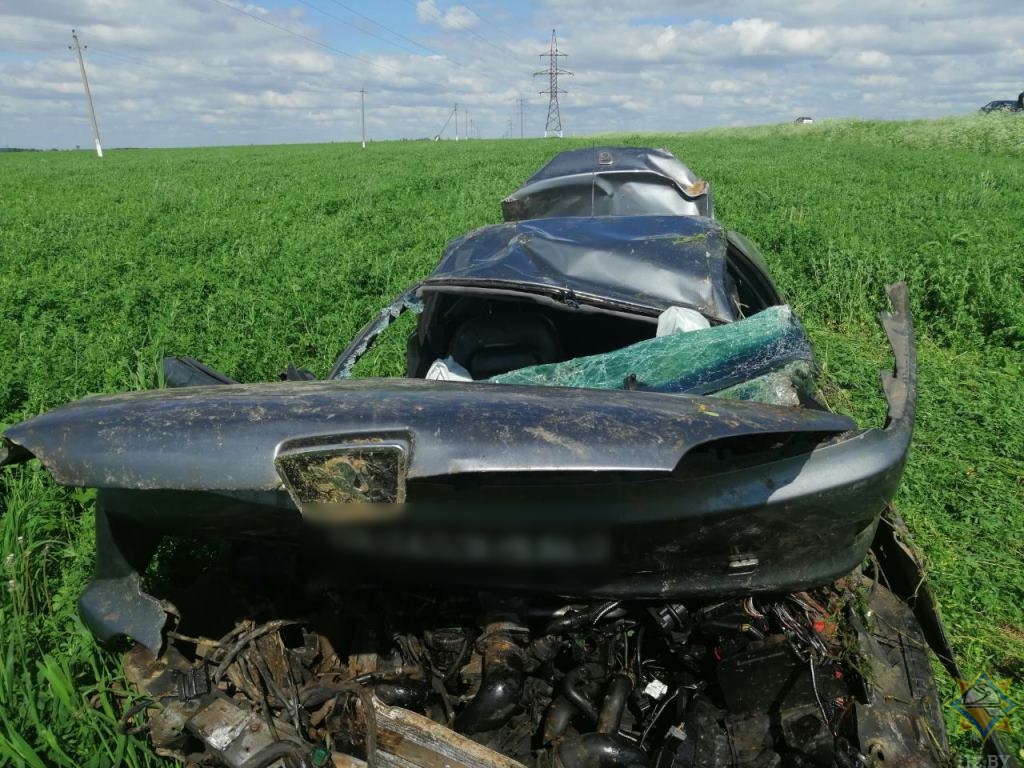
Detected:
left=112, top=560, right=950, bottom=768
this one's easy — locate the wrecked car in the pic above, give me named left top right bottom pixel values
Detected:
left=1, top=147, right=1017, bottom=768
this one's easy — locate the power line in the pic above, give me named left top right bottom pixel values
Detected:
left=324, top=0, right=528, bottom=92
left=208, top=0, right=505, bottom=128
left=292, top=0, right=427, bottom=58
left=397, top=0, right=513, bottom=60
left=322, top=0, right=449, bottom=58
left=209, top=0, right=388, bottom=73
left=334, top=0, right=544, bottom=105
left=0, top=36, right=57, bottom=50
left=0, top=36, right=149, bottom=65
left=465, top=27, right=517, bottom=59
left=208, top=0, right=444, bottom=91
left=535, top=29, right=571, bottom=138
left=295, top=0, right=508, bottom=88
left=215, top=0, right=541, bottom=141
left=89, top=46, right=148, bottom=66
left=6, top=4, right=527, bottom=143
left=393, top=0, right=538, bottom=100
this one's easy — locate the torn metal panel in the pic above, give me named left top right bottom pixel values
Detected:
left=189, top=696, right=300, bottom=768
left=872, top=509, right=1021, bottom=768
left=0, top=436, right=30, bottom=468
left=330, top=291, right=422, bottom=380
left=77, top=502, right=168, bottom=654
left=879, top=281, right=917, bottom=427
left=850, top=580, right=947, bottom=768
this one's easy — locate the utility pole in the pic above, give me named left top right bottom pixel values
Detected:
left=70, top=29, right=103, bottom=157
left=359, top=88, right=366, bottom=148
left=535, top=29, right=572, bottom=138
left=435, top=104, right=457, bottom=140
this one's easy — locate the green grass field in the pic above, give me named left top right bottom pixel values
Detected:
left=0, top=115, right=1022, bottom=766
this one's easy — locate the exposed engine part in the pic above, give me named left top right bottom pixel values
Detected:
left=455, top=620, right=527, bottom=734
left=119, top=561, right=947, bottom=768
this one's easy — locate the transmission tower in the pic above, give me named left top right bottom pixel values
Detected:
left=534, top=29, right=572, bottom=138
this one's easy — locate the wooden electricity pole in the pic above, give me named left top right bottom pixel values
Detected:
left=70, top=29, right=103, bottom=157
left=359, top=88, right=366, bottom=148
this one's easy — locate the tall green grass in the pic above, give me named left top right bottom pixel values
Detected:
left=0, top=115, right=1021, bottom=765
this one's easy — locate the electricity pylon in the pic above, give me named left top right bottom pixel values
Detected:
left=534, top=29, right=572, bottom=138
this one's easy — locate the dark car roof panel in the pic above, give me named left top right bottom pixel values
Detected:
left=502, top=146, right=712, bottom=220
left=420, top=215, right=736, bottom=324
left=514, top=146, right=701, bottom=188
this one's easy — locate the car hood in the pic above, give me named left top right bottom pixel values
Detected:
left=1, top=379, right=854, bottom=492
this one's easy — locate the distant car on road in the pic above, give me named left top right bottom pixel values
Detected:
left=794, top=116, right=814, bottom=124
left=980, top=92, right=1023, bottom=113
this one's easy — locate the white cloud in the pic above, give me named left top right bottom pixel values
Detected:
left=266, top=51, right=335, bottom=75
left=856, top=50, right=888, bottom=68
left=731, top=18, right=830, bottom=57
left=438, top=5, right=480, bottom=31
left=855, top=73, right=907, bottom=87
left=1, top=0, right=1022, bottom=147
left=830, top=49, right=893, bottom=69
left=416, top=0, right=480, bottom=31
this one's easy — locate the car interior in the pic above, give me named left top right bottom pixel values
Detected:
left=406, top=295, right=658, bottom=379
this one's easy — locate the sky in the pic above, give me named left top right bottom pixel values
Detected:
left=1, top=0, right=1022, bottom=148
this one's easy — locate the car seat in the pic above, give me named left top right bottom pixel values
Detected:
left=448, top=312, right=564, bottom=379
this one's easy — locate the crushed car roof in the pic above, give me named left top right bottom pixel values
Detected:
left=515, top=146, right=703, bottom=187
left=419, top=214, right=736, bottom=323
left=501, top=146, right=713, bottom=220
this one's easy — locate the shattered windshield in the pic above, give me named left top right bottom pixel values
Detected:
left=488, top=305, right=817, bottom=407
left=335, top=286, right=818, bottom=409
